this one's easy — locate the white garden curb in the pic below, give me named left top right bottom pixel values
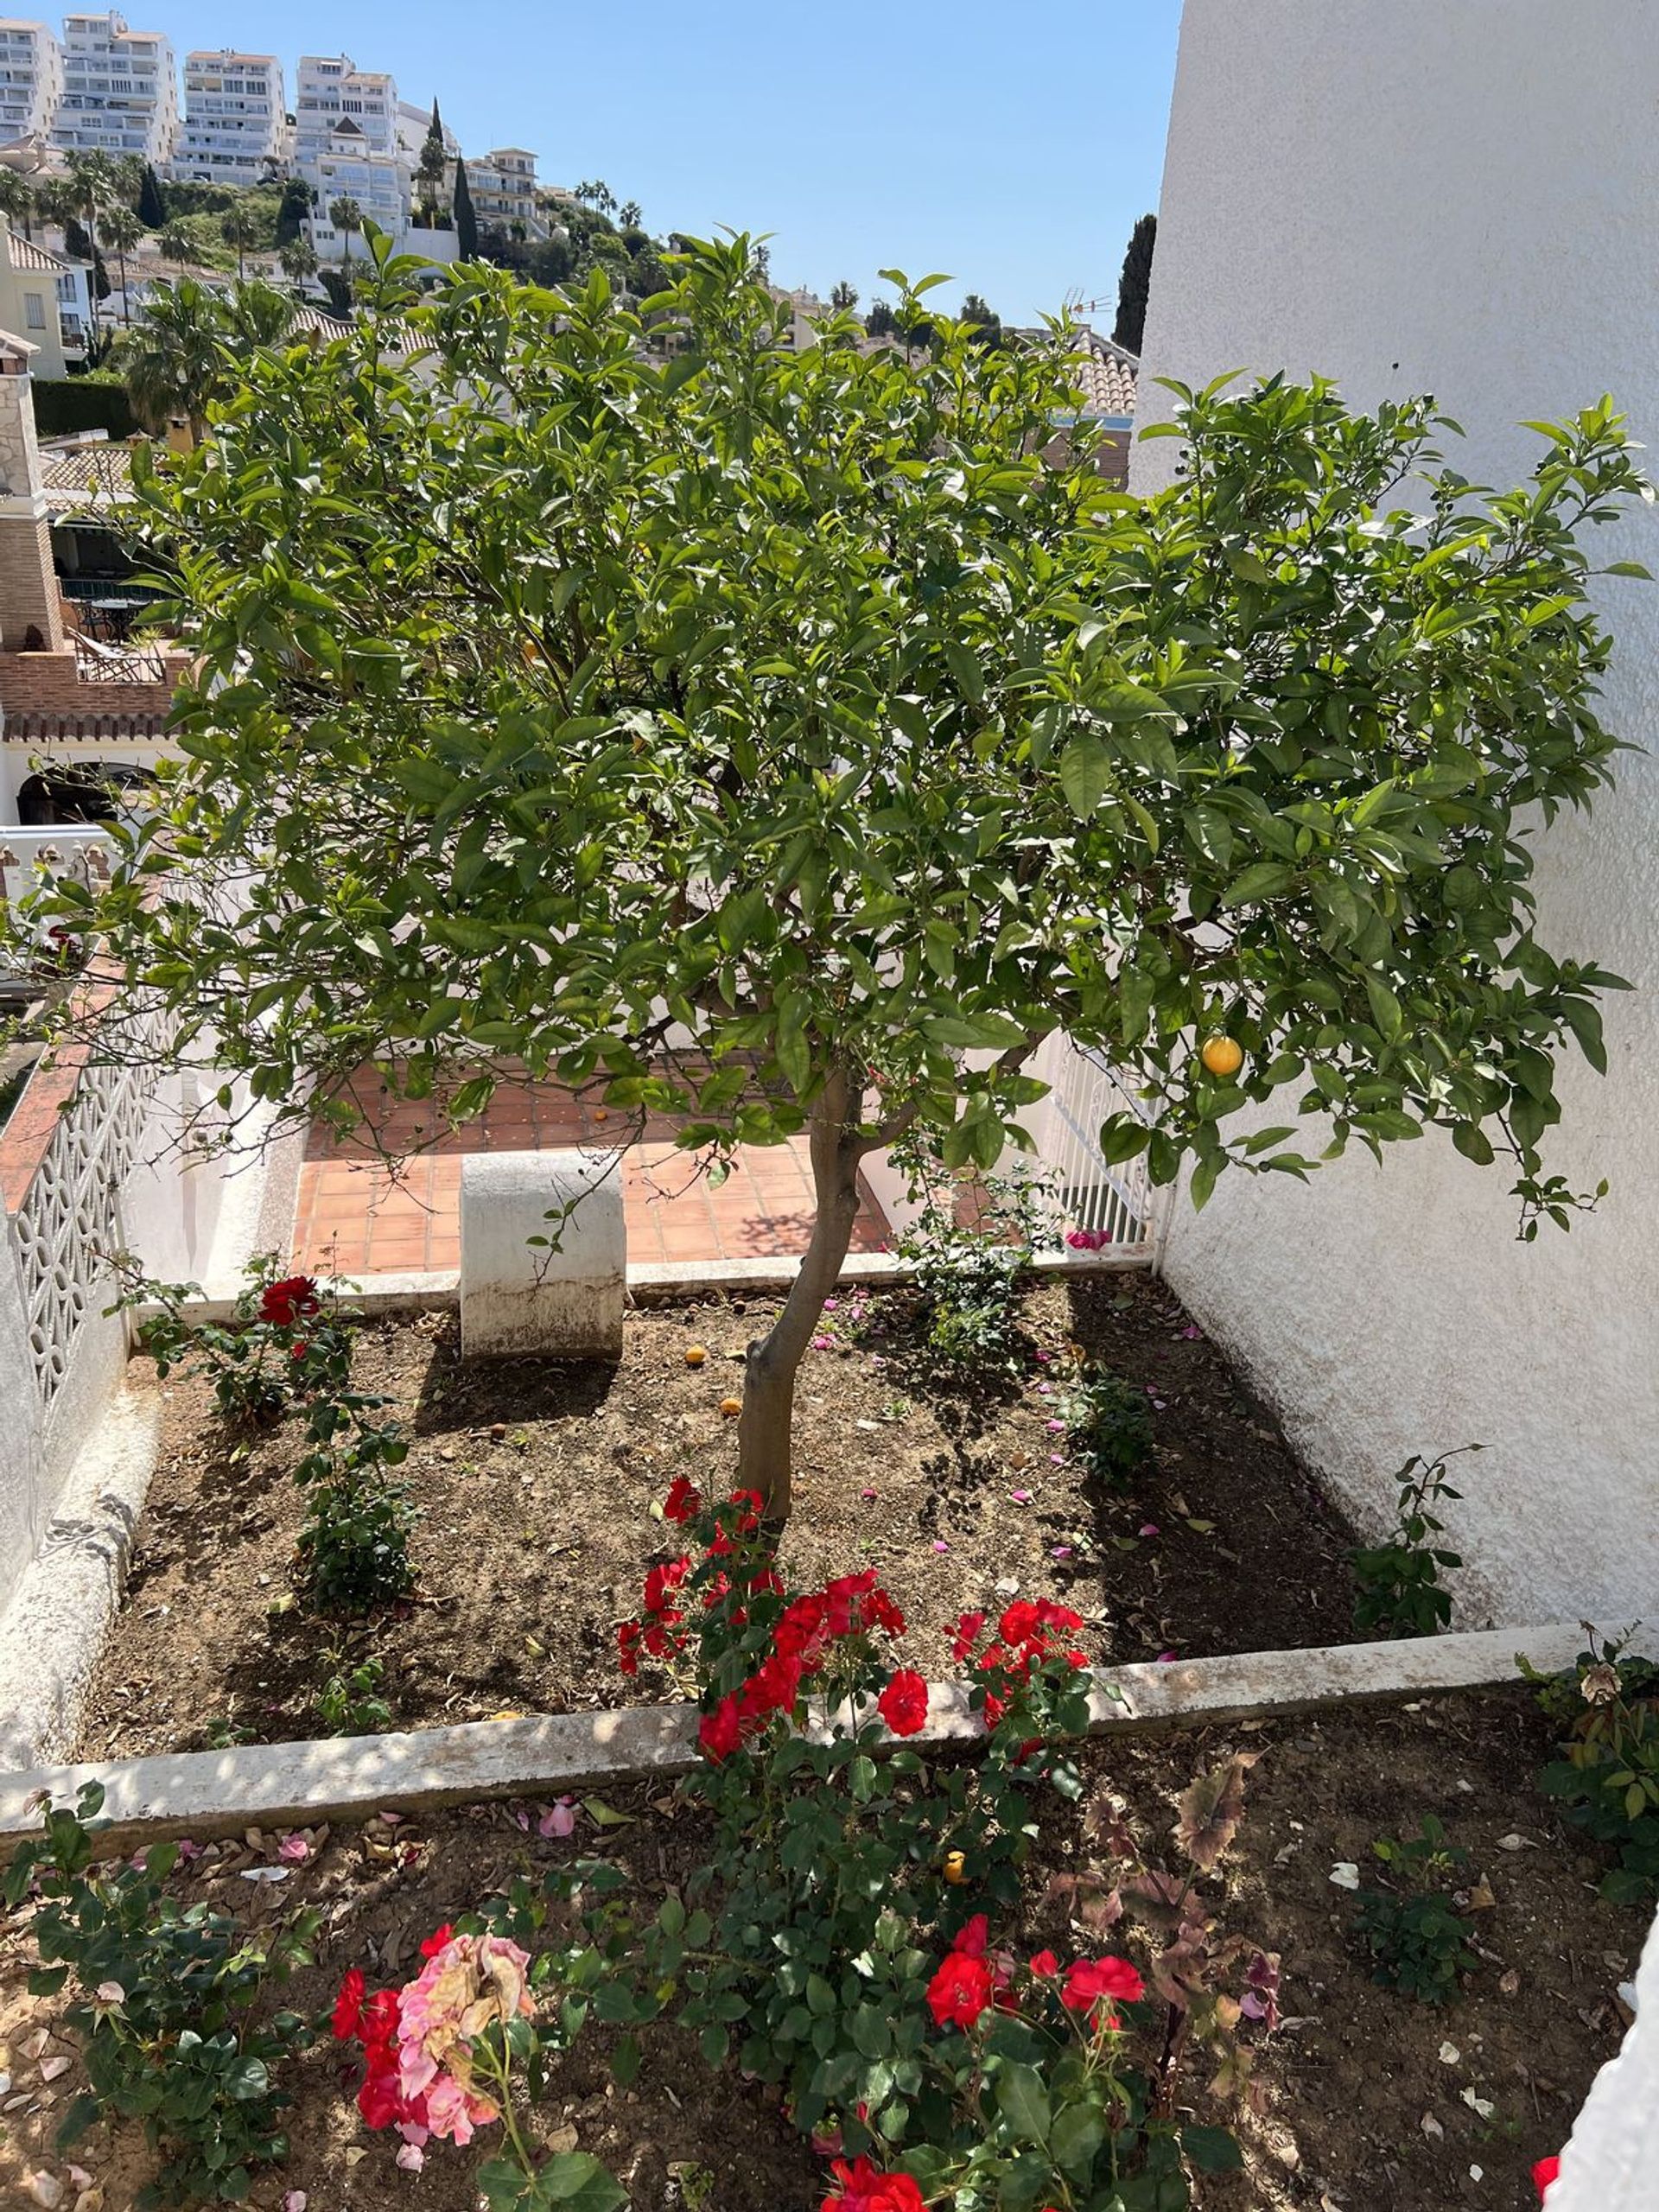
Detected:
left=0, top=1379, right=163, bottom=1772
left=149, top=1244, right=1152, bottom=1325
left=0, top=1623, right=1594, bottom=1859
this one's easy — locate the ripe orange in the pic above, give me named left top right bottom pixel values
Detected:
left=685, top=1344, right=708, bottom=1368
left=944, top=1850, right=968, bottom=1885
left=1200, top=1033, right=1244, bottom=1078
left=720, top=1396, right=743, bottom=1418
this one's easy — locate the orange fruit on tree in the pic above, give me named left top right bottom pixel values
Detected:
left=1199, top=1033, right=1244, bottom=1078
left=685, top=1344, right=708, bottom=1367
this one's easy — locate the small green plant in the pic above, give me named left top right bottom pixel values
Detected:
left=1350, top=1446, right=1477, bottom=1639
left=203, top=1707, right=260, bottom=1750
left=893, top=1138, right=1052, bottom=1369
left=1525, top=1629, right=1659, bottom=1904
left=3, top=1783, right=317, bottom=2207
left=1351, top=1815, right=1478, bottom=2004
left=294, top=1409, right=416, bottom=1613
left=113, top=1251, right=356, bottom=1428
left=317, top=1649, right=392, bottom=1734
left=1062, top=1363, right=1154, bottom=1484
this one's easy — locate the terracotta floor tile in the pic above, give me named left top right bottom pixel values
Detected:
left=293, top=1063, right=893, bottom=1277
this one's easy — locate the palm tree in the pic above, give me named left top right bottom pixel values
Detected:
left=221, top=201, right=254, bottom=279
left=0, top=167, right=35, bottom=239
left=98, top=203, right=141, bottom=323
left=619, top=199, right=641, bottom=228
left=328, top=195, right=363, bottom=265
left=121, top=278, right=222, bottom=445
left=62, top=151, right=118, bottom=347
left=221, top=278, right=296, bottom=347
left=158, top=222, right=194, bottom=270
left=278, top=236, right=318, bottom=295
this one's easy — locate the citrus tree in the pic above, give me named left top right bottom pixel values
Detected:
left=49, top=232, right=1645, bottom=1518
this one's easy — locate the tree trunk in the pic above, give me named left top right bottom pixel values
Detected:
left=736, top=1067, right=864, bottom=1523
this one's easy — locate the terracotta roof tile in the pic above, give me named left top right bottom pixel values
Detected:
left=1069, top=332, right=1139, bottom=419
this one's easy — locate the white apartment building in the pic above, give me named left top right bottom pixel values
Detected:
left=469, top=146, right=538, bottom=232
left=302, top=143, right=409, bottom=257
left=294, top=54, right=397, bottom=165
left=0, top=20, right=61, bottom=149
left=175, top=48, right=286, bottom=185
left=53, top=10, right=177, bottom=162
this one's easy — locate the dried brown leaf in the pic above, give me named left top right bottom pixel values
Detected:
left=1174, top=1751, right=1260, bottom=1874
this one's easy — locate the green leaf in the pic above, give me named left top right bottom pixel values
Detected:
left=1181, top=2124, right=1244, bottom=2174
left=1060, top=733, right=1110, bottom=818
left=995, top=2059, right=1051, bottom=2144
left=1218, top=861, right=1294, bottom=908
left=539, top=2153, right=628, bottom=2209
left=1052, top=2100, right=1106, bottom=2177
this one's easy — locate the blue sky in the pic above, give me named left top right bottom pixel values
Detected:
left=160, top=0, right=1184, bottom=324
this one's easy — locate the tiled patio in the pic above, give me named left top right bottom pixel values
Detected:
left=293, top=1071, right=892, bottom=1276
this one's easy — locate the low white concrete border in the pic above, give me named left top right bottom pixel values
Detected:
left=0, top=1380, right=163, bottom=1771
left=149, top=1245, right=1152, bottom=1327
left=0, top=1623, right=1591, bottom=1859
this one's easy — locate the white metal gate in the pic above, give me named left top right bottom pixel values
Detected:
left=1036, top=1040, right=1156, bottom=1258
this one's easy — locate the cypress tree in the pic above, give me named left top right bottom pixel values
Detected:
left=453, top=157, right=478, bottom=261
left=1112, top=211, right=1156, bottom=356
left=137, top=162, right=166, bottom=227
left=276, top=175, right=311, bottom=247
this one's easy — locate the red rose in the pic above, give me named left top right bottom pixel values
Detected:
left=419, top=1924, right=454, bottom=1958
left=259, top=1274, right=320, bottom=1328
left=926, top=1948, right=994, bottom=2030
left=663, top=1475, right=702, bottom=1525
left=359, top=1987, right=399, bottom=2050
left=289, top=1340, right=308, bottom=1359
left=698, top=1694, right=742, bottom=1764
left=1028, top=1949, right=1059, bottom=1979
left=876, top=1668, right=929, bottom=1738
left=950, top=1611, right=986, bottom=1663
left=1534, top=2157, right=1561, bottom=2201
left=740, top=1651, right=804, bottom=1724
left=820, top=2155, right=925, bottom=2212
left=644, top=1557, right=690, bottom=1617
left=862, top=1586, right=906, bottom=1637
left=1000, top=1599, right=1041, bottom=1646
left=1062, top=1955, right=1145, bottom=2014
left=331, top=1967, right=365, bottom=2040
left=617, top=1620, right=643, bottom=1675
left=952, top=1913, right=989, bottom=1959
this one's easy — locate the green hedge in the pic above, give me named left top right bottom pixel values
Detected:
left=33, top=378, right=137, bottom=441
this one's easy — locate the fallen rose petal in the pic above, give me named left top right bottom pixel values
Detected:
left=1052, top=1545, right=1073, bottom=1560
left=1139, top=1522, right=1160, bottom=1536
left=1329, top=1861, right=1361, bottom=1891
left=1155, top=1649, right=1179, bottom=1663
left=283, top=2194, right=308, bottom=2212
left=1009, top=1490, right=1033, bottom=1505
left=39, top=2055, right=71, bottom=2081
left=394, top=2144, right=424, bottom=2172
left=538, top=1801, right=576, bottom=1839
left=932, top=1540, right=950, bottom=1553
left=276, top=1832, right=310, bottom=1863
left=860, top=1487, right=878, bottom=1501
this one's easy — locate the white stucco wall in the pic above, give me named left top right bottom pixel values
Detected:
left=1133, top=0, right=1659, bottom=1623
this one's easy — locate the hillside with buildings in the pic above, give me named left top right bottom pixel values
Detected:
left=0, top=12, right=544, bottom=264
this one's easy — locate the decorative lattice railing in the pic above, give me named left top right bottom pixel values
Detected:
left=5, top=1046, right=152, bottom=1410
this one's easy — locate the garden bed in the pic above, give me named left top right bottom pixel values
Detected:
left=74, top=1275, right=1360, bottom=1761
left=2, top=1689, right=1640, bottom=2210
